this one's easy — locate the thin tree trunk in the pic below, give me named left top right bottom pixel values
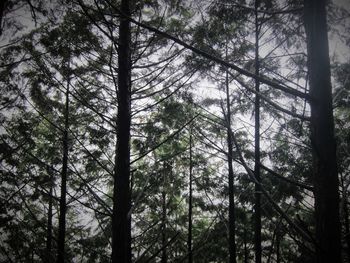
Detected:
left=254, top=1, right=262, bottom=262
left=340, top=172, right=350, bottom=260
left=343, top=194, right=350, bottom=261
left=304, top=0, right=342, bottom=262
left=0, top=0, right=7, bottom=36
left=161, top=167, right=167, bottom=263
left=187, top=128, right=193, bottom=263
left=56, top=77, right=70, bottom=263
left=226, top=65, right=237, bottom=263
left=276, top=230, right=281, bottom=263
left=111, top=0, right=132, bottom=261
left=46, top=166, right=53, bottom=263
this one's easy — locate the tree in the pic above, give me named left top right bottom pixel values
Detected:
left=253, top=1, right=262, bottom=262
left=304, top=0, right=342, bottom=262
left=111, top=0, right=132, bottom=261
left=187, top=125, right=193, bottom=263
left=333, top=62, right=350, bottom=261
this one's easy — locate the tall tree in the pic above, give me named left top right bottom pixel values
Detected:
left=304, top=0, right=342, bottom=262
left=188, top=125, right=193, bottom=263
left=253, top=1, right=262, bottom=263
left=111, top=0, right=132, bottom=261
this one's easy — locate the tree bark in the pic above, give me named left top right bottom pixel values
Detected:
left=254, top=1, right=262, bottom=262
left=276, top=230, right=281, bottom=263
left=111, top=0, right=132, bottom=261
left=161, top=167, right=167, bottom=263
left=304, top=0, right=342, bottom=262
left=187, top=128, right=193, bottom=263
left=56, top=77, right=70, bottom=263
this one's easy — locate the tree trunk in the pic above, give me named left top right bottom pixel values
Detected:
left=254, top=1, right=262, bottom=263
left=161, top=168, right=167, bottom=263
left=276, top=230, right=280, bottom=263
left=226, top=66, right=237, bottom=263
left=111, top=0, right=132, bottom=261
left=56, top=78, right=70, bottom=263
left=46, top=166, right=53, bottom=263
left=343, top=194, right=350, bottom=261
left=187, top=128, right=193, bottom=263
left=304, top=0, right=342, bottom=262
left=340, top=173, right=350, bottom=261
left=0, top=0, right=7, bottom=36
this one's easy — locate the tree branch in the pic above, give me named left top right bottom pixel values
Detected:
left=105, top=0, right=311, bottom=101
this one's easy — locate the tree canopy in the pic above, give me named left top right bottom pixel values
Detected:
left=0, top=0, right=349, bottom=262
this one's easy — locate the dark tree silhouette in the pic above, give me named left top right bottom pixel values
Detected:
left=304, top=0, right=342, bottom=262
left=111, top=0, right=132, bottom=262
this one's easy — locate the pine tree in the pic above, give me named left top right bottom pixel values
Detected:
left=304, top=0, right=342, bottom=261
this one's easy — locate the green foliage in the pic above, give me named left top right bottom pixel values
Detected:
left=0, top=0, right=349, bottom=262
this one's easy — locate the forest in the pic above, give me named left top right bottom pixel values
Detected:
left=0, top=0, right=349, bottom=262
